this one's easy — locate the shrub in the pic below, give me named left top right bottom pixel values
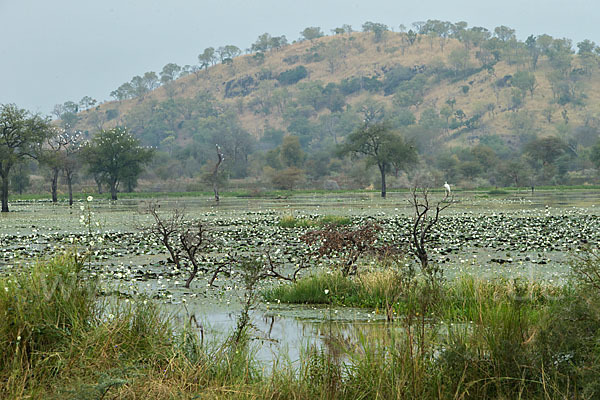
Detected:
left=277, top=65, right=308, bottom=85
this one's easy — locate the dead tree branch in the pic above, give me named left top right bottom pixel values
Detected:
left=213, top=144, right=224, bottom=203
left=145, top=202, right=185, bottom=270
left=301, top=222, right=387, bottom=276
left=408, top=187, right=453, bottom=280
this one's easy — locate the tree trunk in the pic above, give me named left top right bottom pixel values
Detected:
left=67, top=175, right=73, bottom=206
left=185, top=265, right=198, bottom=289
left=51, top=168, right=59, bottom=203
left=212, top=144, right=224, bottom=203
left=95, top=176, right=103, bottom=194
left=379, top=163, right=387, bottom=198
left=1, top=175, right=9, bottom=212
left=110, top=181, right=118, bottom=200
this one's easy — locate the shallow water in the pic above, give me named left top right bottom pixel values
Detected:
left=2, top=189, right=599, bottom=364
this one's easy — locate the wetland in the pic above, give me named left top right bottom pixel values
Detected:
left=2, top=190, right=599, bottom=355
left=2, top=188, right=600, bottom=399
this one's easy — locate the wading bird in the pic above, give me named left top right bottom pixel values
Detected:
left=444, top=181, right=451, bottom=196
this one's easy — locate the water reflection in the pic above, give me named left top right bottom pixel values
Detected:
left=166, top=302, right=387, bottom=367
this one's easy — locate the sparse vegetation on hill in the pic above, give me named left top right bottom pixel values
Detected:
left=42, top=20, right=600, bottom=194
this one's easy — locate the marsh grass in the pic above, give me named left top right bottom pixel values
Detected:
left=263, top=265, right=599, bottom=399
left=265, top=270, right=567, bottom=320
left=279, top=215, right=352, bottom=228
left=0, top=254, right=259, bottom=399
left=4, top=254, right=600, bottom=399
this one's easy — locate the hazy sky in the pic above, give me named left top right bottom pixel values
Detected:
left=1, top=0, right=598, bottom=115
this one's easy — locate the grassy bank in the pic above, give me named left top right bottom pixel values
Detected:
left=3, top=254, right=600, bottom=398
left=263, top=270, right=566, bottom=322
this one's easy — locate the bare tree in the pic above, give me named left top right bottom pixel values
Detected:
left=261, top=248, right=312, bottom=282
left=179, top=219, right=212, bottom=288
left=143, top=203, right=228, bottom=288
left=145, top=203, right=185, bottom=270
left=301, top=222, right=399, bottom=277
left=213, top=144, right=224, bottom=203
left=408, top=187, right=453, bottom=281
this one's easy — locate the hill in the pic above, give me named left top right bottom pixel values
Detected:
left=57, top=23, right=600, bottom=191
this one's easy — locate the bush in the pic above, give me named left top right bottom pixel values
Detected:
left=382, top=65, right=415, bottom=95
left=277, top=65, right=308, bottom=85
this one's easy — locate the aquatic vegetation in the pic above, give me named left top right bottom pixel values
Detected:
left=279, top=214, right=352, bottom=228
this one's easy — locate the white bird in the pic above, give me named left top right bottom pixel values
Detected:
left=444, top=181, right=451, bottom=196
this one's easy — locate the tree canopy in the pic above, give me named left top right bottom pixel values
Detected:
left=0, top=104, right=52, bottom=212
left=82, top=127, right=154, bottom=200
left=338, top=122, right=417, bottom=197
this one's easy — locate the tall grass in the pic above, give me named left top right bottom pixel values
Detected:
left=3, top=253, right=600, bottom=398
left=0, top=254, right=258, bottom=399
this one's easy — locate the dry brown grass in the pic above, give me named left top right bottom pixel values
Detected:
left=77, top=31, right=600, bottom=147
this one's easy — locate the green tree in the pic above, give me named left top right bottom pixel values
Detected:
left=362, top=21, right=389, bottom=42
left=494, top=25, right=516, bottom=42
left=448, top=48, right=471, bottom=75
left=251, top=33, right=272, bottom=52
left=525, top=35, right=540, bottom=70
left=577, top=39, right=598, bottom=75
left=300, top=26, right=323, bottom=41
left=0, top=104, right=52, bottom=212
left=338, top=122, right=416, bottom=198
left=160, top=63, right=181, bottom=84
left=512, top=70, right=537, bottom=97
left=322, top=39, right=345, bottom=73
left=82, top=127, right=154, bottom=200
left=41, top=133, right=64, bottom=203
left=142, top=72, right=160, bottom=90
left=498, top=158, right=531, bottom=187
left=280, top=135, right=305, bottom=167
left=198, top=47, right=216, bottom=70
left=45, top=130, right=84, bottom=206
left=524, top=136, right=569, bottom=181
left=110, top=82, right=134, bottom=101
left=62, top=132, right=83, bottom=206
left=53, top=101, right=79, bottom=129
left=223, top=45, right=241, bottom=59
left=216, top=45, right=241, bottom=63
left=547, top=38, right=574, bottom=74
left=406, top=29, right=418, bottom=45
left=79, top=96, right=97, bottom=111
